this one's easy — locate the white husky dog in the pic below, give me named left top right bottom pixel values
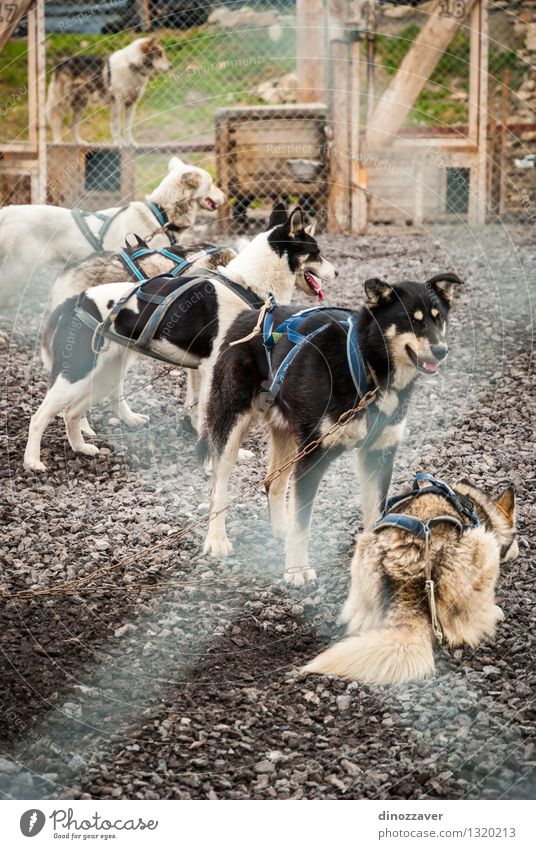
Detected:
left=0, top=157, right=224, bottom=306
left=46, top=37, right=171, bottom=144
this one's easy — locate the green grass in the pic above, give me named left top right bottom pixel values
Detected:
left=0, top=23, right=526, bottom=144
left=0, top=27, right=295, bottom=144
left=376, top=24, right=526, bottom=128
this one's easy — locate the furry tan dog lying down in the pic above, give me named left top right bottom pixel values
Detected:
left=304, top=476, right=518, bottom=686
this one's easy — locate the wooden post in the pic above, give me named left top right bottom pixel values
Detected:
left=296, top=0, right=326, bottom=102
left=0, top=0, right=35, bottom=52
left=468, top=0, right=488, bottom=228
left=328, top=37, right=350, bottom=232
left=215, top=114, right=231, bottom=234
left=498, top=67, right=510, bottom=215
left=366, top=0, right=478, bottom=148
left=350, top=34, right=367, bottom=233
left=26, top=0, right=46, bottom=203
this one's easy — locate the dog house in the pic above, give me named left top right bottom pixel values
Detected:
left=46, top=144, right=136, bottom=209
left=215, top=104, right=328, bottom=231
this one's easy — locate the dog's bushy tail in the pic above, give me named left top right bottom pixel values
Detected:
left=303, top=622, right=434, bottom=686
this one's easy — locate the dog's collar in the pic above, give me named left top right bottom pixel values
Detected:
left=144, top=201, right=177, bottom=246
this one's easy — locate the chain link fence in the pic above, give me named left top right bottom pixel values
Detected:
left=367, top=1, right=535, bottom=223
left=1, top=1, right=536, bottom=228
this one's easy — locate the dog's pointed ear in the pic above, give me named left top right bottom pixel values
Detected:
left=494, top=484, right=516, bottom=523
left=125, top=232, right=147, bottom=249
left=268, top=199, right=288, bottom=229
left=427, top=273, right=464, bottom=303
left=365, top=277, right=393, bottom=307
left=141, top=36, right=157, bottom=53
left=288, top=207, right=305, bottom=237
left=168, top=156, right=184, bottom=173
left=305, top=220, right=317, bottom=236
left=181, top=170, right=202, bottom=190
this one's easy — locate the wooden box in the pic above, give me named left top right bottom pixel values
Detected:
left=215, top=104, right=328, bottom=230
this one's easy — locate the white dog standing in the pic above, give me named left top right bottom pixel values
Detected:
left=0, top=157, right=224, bottom=306
left=46, top=37, right=171, bottom=145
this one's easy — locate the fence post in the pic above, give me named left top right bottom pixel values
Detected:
left=328, top=1, right=368, bottom=234
left=27, top=0, right=47, bottom=204
left=468, top=0, right=488, bottom=227
left=327, top=36, right=350, bottom=233
left=296, top=0, right=326, bottom=102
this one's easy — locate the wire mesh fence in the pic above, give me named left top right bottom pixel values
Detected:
left=1, top=1, right=536, bottom=229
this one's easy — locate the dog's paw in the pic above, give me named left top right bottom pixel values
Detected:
left=24, top=457, right=46, bottom=473
left=284, top=566, right=317, bottom=587
left=123, top=413, right=149, bottom=429
left=494, top=604, right=505, bottom=622
left=203, top=535, right=233, bottom=557
left=80, top=418, right=96, bottom=437
left=78, top=444, right=100, bottom=457
left=238, top=448, right=254, bottom=462
left=337, top=600, right=354, bottom=626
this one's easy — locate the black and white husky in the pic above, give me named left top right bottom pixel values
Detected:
left=24, top=208, right=336, bottom=472
left=47, top=37, right=171, bottom=144
left=200, top=274, right=463, bottom=585
left=0, top=157, right=224, bottom=306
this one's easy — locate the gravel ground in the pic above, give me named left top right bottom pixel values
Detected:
left=0, top=223, right=534, bottom=800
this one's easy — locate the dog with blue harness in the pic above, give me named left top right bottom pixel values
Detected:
left=25, top=206, right=337, bottom=472
left=50, top=236, right=238, bottom=313
left=304, top=473, right=517, bottom=685
left=201, top=272, right=465, bottom=585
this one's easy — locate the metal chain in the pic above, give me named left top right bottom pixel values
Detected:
left=1, top=387, right=378, bottom=601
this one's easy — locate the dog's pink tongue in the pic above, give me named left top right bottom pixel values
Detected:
left=314, top=280, right=324, bottom=299
left=310, top=274, right=324, bottom=299
left=423, top=360, right=439, bottom=374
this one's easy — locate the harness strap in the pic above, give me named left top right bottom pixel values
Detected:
left=182, top=267, right=265, bottom=309
left=423, top=531, right=444, bottom=645
left=385, top=474, right=480, bottom=528
left=118, top=246, right=226, bottom=283
left=261, top=305, right=369, bottom=399
left=71, top=206, right=128, bottom=253
left=374, top=512, right=465, bottom=538
left=144, top=201, right=177, bottom=246
left=268, top=324, right=328, bottom=397
left=75, top=267, right=264, bottom=365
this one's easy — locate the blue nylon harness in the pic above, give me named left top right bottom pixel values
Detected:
left=118, top=245, right=222, bottom=281
left=374, top=472, right=480, bottom=539
left=71, top=201, right=178, bottom=254
left=373, top=473, right=480, bottom=644
left=261, top=301, right=369, bottom=399
left=74, top=268, right=264, bottom=366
